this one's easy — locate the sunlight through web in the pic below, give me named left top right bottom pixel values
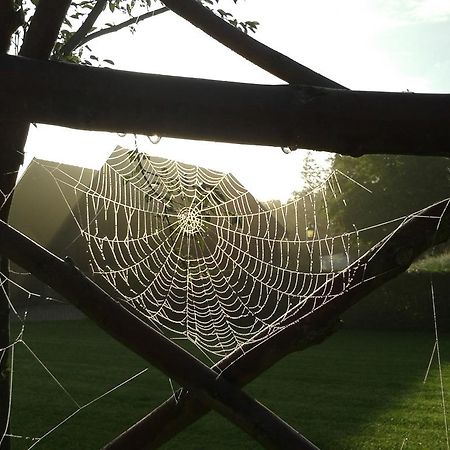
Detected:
left=42, top=146, right=368, bottom=357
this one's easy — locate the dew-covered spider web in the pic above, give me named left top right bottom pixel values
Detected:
left=1, top=144, right=449, bottom=449
left=39, top=146, right=370, bottom=357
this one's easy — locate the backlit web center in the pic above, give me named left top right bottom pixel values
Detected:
left=178, top=206, right=202, bottom=235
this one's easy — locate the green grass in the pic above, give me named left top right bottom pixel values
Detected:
left=409, top=252, right=450, bottom=273
left=9, top=320, right=450, bottom=449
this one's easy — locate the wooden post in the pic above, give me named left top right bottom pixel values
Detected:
left=0, top=241, right=11, bottom=450
left=0, top=2, right=75, bottom=447
left=0, top=123, right=29, bottom=450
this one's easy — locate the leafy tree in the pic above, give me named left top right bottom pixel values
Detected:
left=9, top=0, right=258, bottom=64
left=289, top=151, right=333, bottom=228
left=330, top=154, right=450, bottom=245
left=299, top=151, right=333, bottom=193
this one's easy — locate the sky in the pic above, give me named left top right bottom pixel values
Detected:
left=22, top=0, right=450, bottom=201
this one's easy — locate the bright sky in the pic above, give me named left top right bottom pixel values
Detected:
left=23, top=0, right=450, bottom=201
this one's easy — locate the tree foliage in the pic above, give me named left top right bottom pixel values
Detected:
left=329, top=154, right=450, bottom=245
left=10, top=0, right=258, bottom=65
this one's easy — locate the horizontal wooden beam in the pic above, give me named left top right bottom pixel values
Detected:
left=1, top=55, right=450, bottom=157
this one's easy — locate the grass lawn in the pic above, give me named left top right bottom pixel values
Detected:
left=9, top=319, right=450, bottom=450
left=409, top=252, right=450, bottom=274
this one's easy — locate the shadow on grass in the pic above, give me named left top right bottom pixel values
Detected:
left=163, top=330, right=450, bottom=450
left=9, top=321, right=450, bottom=450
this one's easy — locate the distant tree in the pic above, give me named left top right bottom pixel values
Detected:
left=300, top=151, right=326, bottom=192
left=289, top=151, right=331, bottom=236
left=329, top=154, right=450, bottom=245
left=289, top=150, right=333, bottom=196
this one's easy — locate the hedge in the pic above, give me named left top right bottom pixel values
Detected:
left=342, top=273, right=450, bottom=332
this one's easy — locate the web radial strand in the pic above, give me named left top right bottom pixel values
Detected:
left=54, top=147, right=361, bottom=356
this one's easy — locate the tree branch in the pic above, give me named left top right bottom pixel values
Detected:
left=2, top=55, right=450, bottom=157
left=19, top=0, right=72, bottom=58
left=162, top=0, right=345, bottom=88
left=0, top=0, right=23, bottom=53
left=0, top=219, right=320, bottom=450
left=75, top=6, right=170, bottom=49
left=59, top=0, right=108, bottom=57
left=104, top=198, right=450, bottom=449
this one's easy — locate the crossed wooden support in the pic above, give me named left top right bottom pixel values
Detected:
left=0, top=199, right=448, bottom=448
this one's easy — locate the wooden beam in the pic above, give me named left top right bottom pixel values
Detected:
left=162, top=0, right=344, bottom=88
left=1, top=55, right=450, bottom=157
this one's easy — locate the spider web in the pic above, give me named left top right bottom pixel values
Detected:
left=40, top=146, right=370, bottom=357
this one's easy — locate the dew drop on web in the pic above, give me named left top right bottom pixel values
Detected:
left=148, top=134, right=161, bottom=144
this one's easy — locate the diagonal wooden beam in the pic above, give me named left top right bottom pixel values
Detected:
left=1, top=55, right=450, bottom=157
left=0, top=219, right=319, bottom=450
left=104, top=198, right=450, bottom=449
left=162, top=0, right=344, bottom=88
